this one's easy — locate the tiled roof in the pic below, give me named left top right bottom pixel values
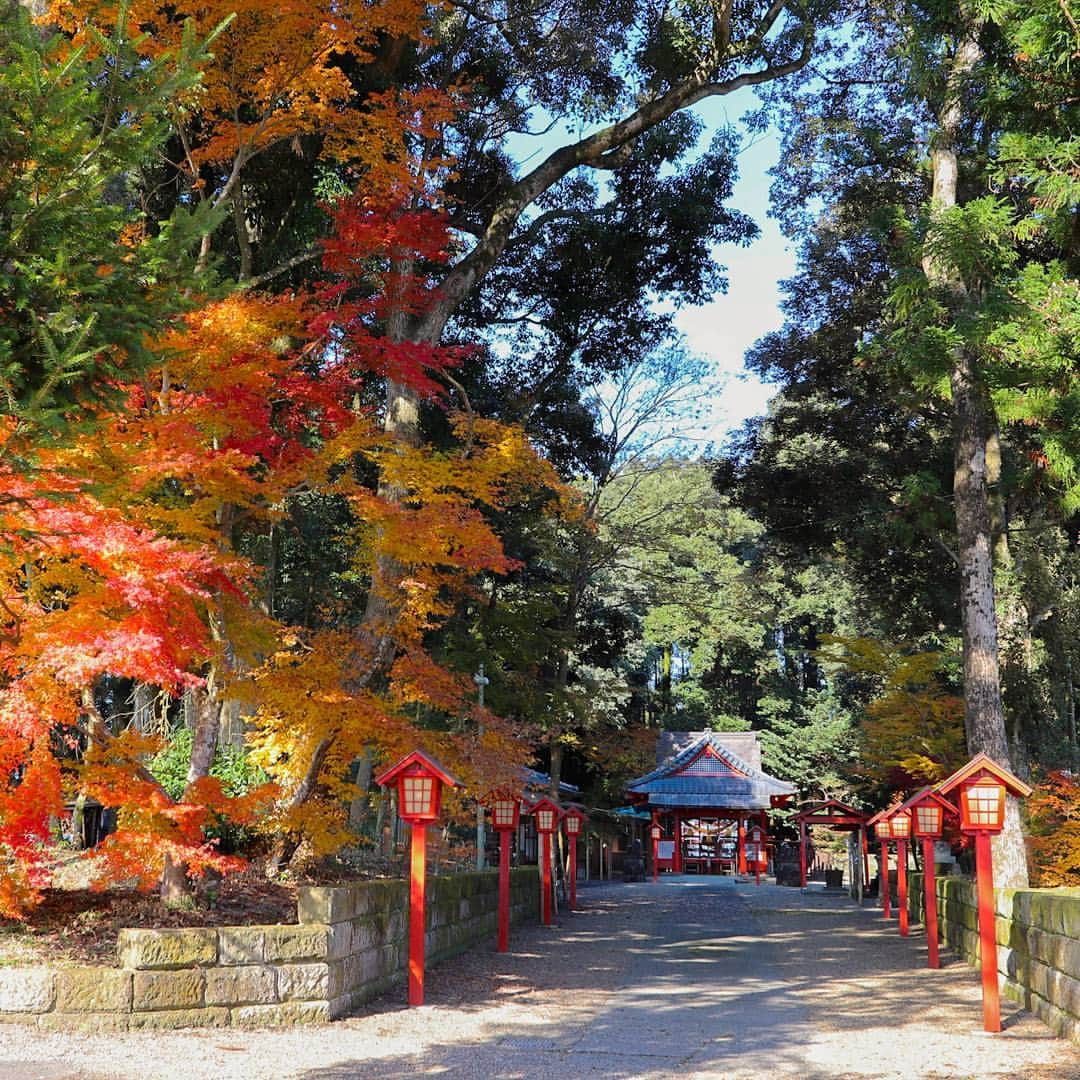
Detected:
left=626, top=731, right=794, bottom=811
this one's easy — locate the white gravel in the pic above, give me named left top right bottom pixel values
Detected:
left=2, top=879, right=1080, bottom=1080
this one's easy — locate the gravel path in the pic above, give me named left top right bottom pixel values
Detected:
left=2, top=877, right=1080, bottom=1079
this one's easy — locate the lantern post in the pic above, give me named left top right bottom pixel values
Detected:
left=748, top=824, right=764, bottom=886
left=868, top=810, right=892, bottom=919
left=649, top=820, right=662, bottom=884
left=563, top=805, right=586, bottom=910
left=939, top=753, right=1032, bottom=1033
left=529, top=797, right=562, bottom=927
left=888, top=809, right=912, bottom=937
left=374, top=750, right=460, bottom=1007
left=485, top=789, right=522, bottom=953
left=900, top=788, right=956, bottom=969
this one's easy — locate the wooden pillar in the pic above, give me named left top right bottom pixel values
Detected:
left=897, top=839, right=909, bottom=936
left=799, top=819, right=808, bottom=888
left=862, top=826, right=871, bottom=889
left=568, top=834, right=578, bottom=909
left=408, top=823, right=427, bottom=1006
left=880, top=841, right=891, bottom=918
left=497, top=828, right=511, bottom=952
left=922, top=836, right=940, bottom=969
left=540, top=831, right=552, bottom=926
left=737, top=814, right=747, bottom=875
left=673, top=813, right=683, bottom=873
left=976, top=831, right=1001, bottom=1032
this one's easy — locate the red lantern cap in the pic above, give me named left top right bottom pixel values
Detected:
left=562, top=804, right=587, bottom=835
left=483, top=788, right=522, bottom=831
left=898, top=787, right=957, bottom=839
left=375, top=750, right=461, bottom=824
left=937, top=753, right=1032, bottom=834
left=529, top=796, right=563, bottom=834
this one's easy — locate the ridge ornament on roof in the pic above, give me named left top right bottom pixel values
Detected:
left=626, top=730, right=794, bottom=811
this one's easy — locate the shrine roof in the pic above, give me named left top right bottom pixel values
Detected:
left=626, top=731, right=794, bottom=810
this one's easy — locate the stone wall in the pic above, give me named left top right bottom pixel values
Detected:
left=0, top=868, right=539, bottom=1030
left=909, top=871, right=1080, bottom=1042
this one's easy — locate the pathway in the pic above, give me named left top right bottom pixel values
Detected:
left=2, top=877, right=1080, bottom=1079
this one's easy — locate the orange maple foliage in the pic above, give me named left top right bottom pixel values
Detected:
left=0, top=184, right=567, bottom=915
left=45, top=0, right=457, bottom=188
left=1026, top=770, right=1080, bottom=886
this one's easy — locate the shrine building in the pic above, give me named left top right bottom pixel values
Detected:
left=626, top=730, right=795, bottom=874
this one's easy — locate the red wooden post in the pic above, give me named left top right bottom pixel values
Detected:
left=540, top=830, right=552, bottom=925
left=738, top=814, right=747, bottom=875
left=374, top=750, right=459, bottom=1010
left=880, top=841, right=891, bottom=918
left=975, top=831, right=1000, bottom=1032
left=799, top=820, right=808, bottom=888
left=673, top=813, right=683, bottom=873
left=922, top=836, right=939, bottom=969
left=498, top=828, right=511, bottom=952
left=897, top=838, right=909, bottom=936
left=937, top=752, right=1033, bottom=1033
left=408, top=823, right=427, bottom=1006
left=650, top=821, right=660, bottom=884
left=568, top=833, right=578, bottom=909
left=862, top=827, right=870, bottom=890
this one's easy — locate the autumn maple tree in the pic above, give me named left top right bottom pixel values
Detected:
left=0, top=0, right=563, bottom=917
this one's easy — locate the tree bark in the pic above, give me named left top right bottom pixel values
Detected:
left=922, top=15, right=1028, bottom=888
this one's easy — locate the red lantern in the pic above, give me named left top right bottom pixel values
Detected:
left=883, top=809, right=912, bottom=937
left=488, top=792, right=522, bottom=832
left=649, top=820, right=662, bottom=884
left=484, top=789, right=522, bottom=953
left=375, top=750, right=460, bottom=1006
left=889, top=810, right=911, bottom=839
left=938, top=753, right=1033, bottom=1032
left=562, top=805, right=587, bottom=910
left=867, top=808, right=894, bottom=920
left=748, top=824, right=765, bottom=886
left=899, top=787, right=958, bottom=970
left=529, top=797, right=562, bottom=926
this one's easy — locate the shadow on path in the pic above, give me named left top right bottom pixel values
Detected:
left=296, top=878, right=1080, bottom=1079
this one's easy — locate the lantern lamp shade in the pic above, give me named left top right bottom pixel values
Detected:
left=374, top=749, right=461, bottom=825
left=489, top=795, right=521, bottom=831
left=889, top=810, right=911, bottom=839
left=745, top=841, right=758, bottom=860
left=937, top=752, right=1032, bottom=835
left=650, top=823, right=662, bottom=840
left=914, top=803, right=943, bottom=838
left=402, top=769, right=438, bottom=820
left=564, top=812, right=583, bottom=836
left=530, top=797, right=562, bottom=834
left=749, top=826, right=764, bottom=843
left=960, top=781, right=1006, bottom=832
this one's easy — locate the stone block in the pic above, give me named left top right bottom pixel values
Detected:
left=297, top=886, right=357, bottom=925
left=204, top=965, right=277, bottom=1007
left=276, top=962, right=343, bottom=1001
left=231, top=1001, right=330, bottom=1026
left=0, top=968, right=55, bottom=1013
left=133, top=970, right=204, bottom=1012
left=38, top=1011, right=129, bottom=1033
left=118, top=929, right=217, bottom=970
left=219, top=927, right=266, bottom=966
left=127, top=1007, right=230, bottom=1031
left=263, top=924, right=330, bottom=963
left=1061, top=936, right=1080, bottom=983
left=54, top=968, right=132, bottom=1013
left=352, top=880, right=406, bottom=919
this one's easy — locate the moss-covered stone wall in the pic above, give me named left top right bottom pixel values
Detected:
left=909, top=871, right=1080, bottom=1042
left=0, top=867, right=539, bottom=1031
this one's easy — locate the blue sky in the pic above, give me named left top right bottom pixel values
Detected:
left=676, top=95, right=797, bottom=442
